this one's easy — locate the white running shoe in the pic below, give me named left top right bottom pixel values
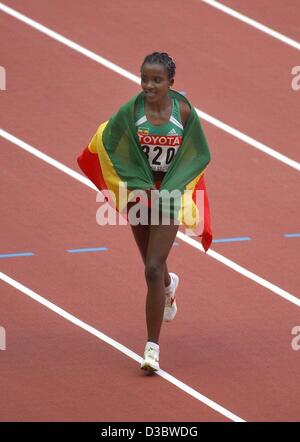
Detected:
left=163, top=272, right=179, bottom=322
left=140, top=342, right=160, bottom=372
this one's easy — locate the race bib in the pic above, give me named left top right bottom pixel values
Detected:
left=138, top=133, right=182, bottom=172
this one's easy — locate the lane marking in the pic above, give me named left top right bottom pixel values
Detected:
left=177, top=232, right=300, bottom=308
left=0, top=2, right=138, bottom=83
left=0, top=270, right=245, bottom=422
left=212, top=237, right=251, bottom=243
left=200, top=0, right=300, bottom=51
left=0, top=129, right=97, bottom=190
left=196, top=112, right=300, bottom=172
left=67, top=247, right=108, bottom=253
left=0, top=235, right=295, bottom=261
left=0, top=2, right=299, bottom=172
left=1, top=128, right=299, bottom=308
left=0, top=252, right=34, bottom=259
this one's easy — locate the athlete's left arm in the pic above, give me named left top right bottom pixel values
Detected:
left=179, top=101, right=191, bottom=128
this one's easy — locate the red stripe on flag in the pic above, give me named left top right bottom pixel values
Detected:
left=77, top=147, right=107, bottom=191
left=192, top=175, right=212, bottom=252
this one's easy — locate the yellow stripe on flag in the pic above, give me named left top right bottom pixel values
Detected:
left=178, top=169, right=206, bottom=229
left=91, top=121, right=130, bottom=212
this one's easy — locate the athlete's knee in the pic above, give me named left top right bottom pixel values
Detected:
left=144, top=261, right=165, bottom=285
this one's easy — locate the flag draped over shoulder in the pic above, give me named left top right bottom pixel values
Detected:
left=77, top=90, right=213, bottom=251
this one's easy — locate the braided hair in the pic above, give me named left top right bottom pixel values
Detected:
left=141, top=52, right=176, bottom=79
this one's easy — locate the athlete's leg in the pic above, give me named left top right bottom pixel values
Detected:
left=144, top=222, right=179, bottom=344
left=130, top=221, right=171, bottom=287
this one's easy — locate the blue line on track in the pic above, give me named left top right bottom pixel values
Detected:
left=0, top=252, right=34, bottom=258
left=212, top=237, right=251, bottom=244
left=67, top=247, right=108, bottom=253
left=2, top=233, right=296, bottom=259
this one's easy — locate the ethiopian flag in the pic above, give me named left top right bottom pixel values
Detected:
left=77, top=90, right=212, bottom=251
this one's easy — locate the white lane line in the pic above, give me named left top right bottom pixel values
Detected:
left=195, top=109, right=300, bottom=172
left=0, top=271, right=245, bottom=422
left=0, top=2, right=299, bottom=172
left=177, top=232, right=300, bottom=308
left=1, top=127, right=300, bottom=308
left=0, top=128, right=97, bottom=191
left=201, top=0, right=300, bottom=51
left=0, top=2, right=139, bottom=83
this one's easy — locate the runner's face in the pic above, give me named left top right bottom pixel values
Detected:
left=141, top=63, right=174, bottom=103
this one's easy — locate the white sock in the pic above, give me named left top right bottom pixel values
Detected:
left=146, top=341, right=159, bottom=351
